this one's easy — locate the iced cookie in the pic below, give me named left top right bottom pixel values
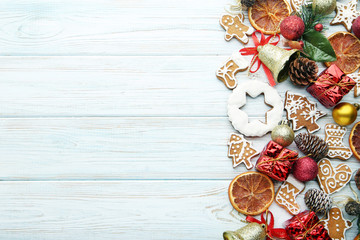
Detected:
left=325, top=124, right=352, bottom=160
left=323, top=207, right=352, bottom=240
left=216, top=51, right=248, bottom=89
left=330, top=0, right=360, bottom=32
left=348, top=71, right=360, bottom=97
left=284, top=91, right=326, bottom=134
left=317, top=158, right=352, bottom=194
left=228, top=133, right=259, bottom=169
left=220, top=14, right=254, bottom=44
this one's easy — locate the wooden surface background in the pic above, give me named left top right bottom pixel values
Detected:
left=0, top=0, right=359, bottom=239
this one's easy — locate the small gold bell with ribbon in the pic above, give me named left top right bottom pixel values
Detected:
left=257, top=44, right=299, bottom=83
left=223, top=222, right=266, bottom=240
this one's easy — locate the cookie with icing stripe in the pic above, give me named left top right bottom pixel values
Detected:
left=275, top=174, right=304, bottom=215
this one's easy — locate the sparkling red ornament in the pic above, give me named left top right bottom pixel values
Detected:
left=280, top=16, right=305, bottom=40
left=292, top=157, right=318, bottom=182
left=314, top=23, right=323, bottom=32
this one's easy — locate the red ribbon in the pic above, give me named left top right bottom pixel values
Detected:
left=240, top=30, right=280, bottom=87
left=246, top=211, right=287, bottom=239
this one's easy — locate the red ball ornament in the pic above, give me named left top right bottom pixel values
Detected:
left=280, top=16, right=305, bottom=40
left=314, top=23, right=323, bottom=32
left=299, top=40, right=304, bottom=48
left=353, top=16, right=360, bottom=39
left=292, top=157, right=318, bottom=182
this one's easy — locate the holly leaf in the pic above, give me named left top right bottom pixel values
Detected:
left=301, top=30, right=336, bottom=62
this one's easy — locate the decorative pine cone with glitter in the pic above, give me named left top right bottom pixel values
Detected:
left=241, top=0, right=255, bottom=7
left=294, top=133, right=329, bottom=161
left=288, top=57, right=318, bottom=86
left=304, top=188, right=332, bottom=214
left=345, top=200, right=360, bottom=215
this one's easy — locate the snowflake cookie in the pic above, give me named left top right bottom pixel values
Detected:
left=330, top=0, right=360, bottom=32
left=228, top=80, right=283, bottom=137
left=227, top=133, right=259, bottom=169
left=284, top=91, right=326, bottom=134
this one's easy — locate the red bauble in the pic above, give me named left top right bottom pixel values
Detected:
left=292, top=157, right=318, bottom=182
left=314, top=23, right=323, bottom=32
left=353, top=16, right=360, bottom=39
left=280, top=16, right=305, bottom=40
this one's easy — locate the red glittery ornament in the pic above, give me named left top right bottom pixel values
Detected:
left=314, top=23, right=323, bottom=32
left=292, top=157, right=318, bottom=182
left=280, top=16, right=305, bottom=40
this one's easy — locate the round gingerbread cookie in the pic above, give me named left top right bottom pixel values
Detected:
left=227, top=80, right=283, bottom=137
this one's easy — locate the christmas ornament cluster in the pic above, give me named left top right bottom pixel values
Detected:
left=216, top=0, right=360, bottom=239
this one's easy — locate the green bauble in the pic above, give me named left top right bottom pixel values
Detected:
left=312, top=0, right=336, bottom=15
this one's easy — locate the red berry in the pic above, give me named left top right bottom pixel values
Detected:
left=314, top=23, right=323, bottom=32
left=299, top=40, right=304, bottom=48
left=280, top=16, right=305, bottom=40
left=292, top=157, right=318, bottom=182
left=353, top=16, right=360, bottom=39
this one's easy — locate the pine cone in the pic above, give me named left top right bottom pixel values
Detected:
left=289, top=57, right=318, bottom=86
left=355, top=169, right=360, bottom=191
left=241, top=0, right=255, bottom=7
left=304, top=188, right=332, bottom=214
left=294, top=133, right=329, bottom=161
left=345, top=200, right=360, bottom=215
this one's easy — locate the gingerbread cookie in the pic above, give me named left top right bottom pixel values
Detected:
left=220, top=14, right=254, bottom=44
left=228, top=133, right=259, bottom=169
left=325, top=124, right=352, bottom=160
left=290, top=0, right=310, bottom=13
left=323, top=207, right=352, bottom=240
left=216, top=51, right=248, bottom=89
left=228, top=80, right=283, bottom=137
left=275, top=174, right=305, bottom=215
left=317, top=158, right=352, bottom=194
left=330, top=0, right=360, bottom=32
left=284, top=91, right=326, bottom=134
left=348, top=71, right=360, bottom=97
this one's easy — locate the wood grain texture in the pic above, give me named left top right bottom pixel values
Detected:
left=0, top=180, right=357, bottom=240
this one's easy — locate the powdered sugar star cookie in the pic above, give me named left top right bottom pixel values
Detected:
left=228, top=80, right=283, bottom=137
left=290, top=0, right=311, bottom=13
left=228, top=133, right=259, bottom=169
left=284, top=91, right=326, bottom=134
left=348, top=71, right=360, bottom=97
left=216, top=51, right=248, bottom=89
left=220, top=14, right=254, bottom=44
left=331, top=0, right=360, bottom=31
left=325, top=124, right=352, bottom=160
left=323, top=207, right=352, bottom=240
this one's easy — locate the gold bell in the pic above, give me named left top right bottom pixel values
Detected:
left=223, top=222, right=266, bottom=240
left=257, top=44, right=299, bottom=83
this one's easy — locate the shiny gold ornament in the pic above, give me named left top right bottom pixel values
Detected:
left=312, top=0, right=336, bottom=15
left=332, top=102, right=359, bottom=126
left=271, top=120, right=294, bottom=147
left=223, top=222, right=266, bottom=240
left=257, top=44, right=298, bottom=83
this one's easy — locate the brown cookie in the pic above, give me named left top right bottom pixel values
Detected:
left=228, top=133, right=259, bottom=169
left=284, top=91, right=326, bottom=134
left=275, top=174, right=304, bottom=215
left=220, top=14, right=254, bottom=44
left=348, top=71, right=360, bottom=97
left=317, top=158, right=352, bottom=194
left=323, top=207, right=352, bottom=240
left=325, top=124, right=352, bottom=160
left=216, top=51, right=248, bottom=89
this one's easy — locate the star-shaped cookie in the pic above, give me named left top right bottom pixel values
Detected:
left=228, top=133, right=259, bottom=169
left=348, top=71, right=360, bottom=97
left=331, top=0, right=360, bottom=31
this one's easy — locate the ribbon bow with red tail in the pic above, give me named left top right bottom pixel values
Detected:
left=240, top=30, right=280, bottom=87
left=246, top=210, right=288, bottom=239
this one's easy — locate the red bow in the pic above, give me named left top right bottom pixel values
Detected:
left=246, top=210, right=287, bottom=239
left=240, top=30, right=280, bottom=87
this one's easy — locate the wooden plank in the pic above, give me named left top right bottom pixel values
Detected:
left=0, top=56, right=349, bottom=117
left=1, top=116, right=359, bottom=180
left=0, top=180, right=356, bottom=239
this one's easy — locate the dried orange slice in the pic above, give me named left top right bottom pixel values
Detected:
left=248, top=0, right=291, bottom=35
left=325, top=31, right=360, bottom=74
left=228, top=171, right=274, bottom=215
left=349, top=121, right=360, bottom=161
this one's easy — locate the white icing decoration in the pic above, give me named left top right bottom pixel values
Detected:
left=227, top=133, right=259, bottom=169
left=325, top=124, right=352, bottom=160
left=331, top=0, right=360, bottom=31
left=219, top=14, right=254, bottom=43
left=323, top=207, right=352, bottom=240
left=275, top=174, right=304, bottom=215
left=228, top=81, right=283, bottom=137
left=348, top=71, right=360, bottom=97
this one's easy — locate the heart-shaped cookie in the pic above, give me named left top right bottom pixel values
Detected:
left=317, top=158, right=352, bottom=194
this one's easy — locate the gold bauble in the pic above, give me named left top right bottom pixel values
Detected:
left=332, top=102, right=358, bottom=126
left=271, top=122, right=294, bottom=147
left=312, top=0, right=336, bottom=15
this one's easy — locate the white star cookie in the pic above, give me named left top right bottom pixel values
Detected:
left=331, top=0, right=360, bottom=31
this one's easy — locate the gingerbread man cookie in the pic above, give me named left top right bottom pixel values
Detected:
left=228, top=80, right=283, bottom=137
left=284, top=91, right=326, bottom=134
left=331, top=0, right=360, bottom=32
left=228, top=133, right=259, bottom=169
left=348, top=71, right=360, bottom=97
left=325, top=124, right=352, bottom=160
left=323, top=207, right=352, bottom=240
left=275, top=174, right=305, bottom=215
left=220, top=14, right=254, bottom=44
left=216, top=51, right=248, bottom=89
left=317, top=158, right=352, bottom=194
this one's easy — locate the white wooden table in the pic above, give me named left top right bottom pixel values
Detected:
left=0, top=0, right=358, bottom=239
